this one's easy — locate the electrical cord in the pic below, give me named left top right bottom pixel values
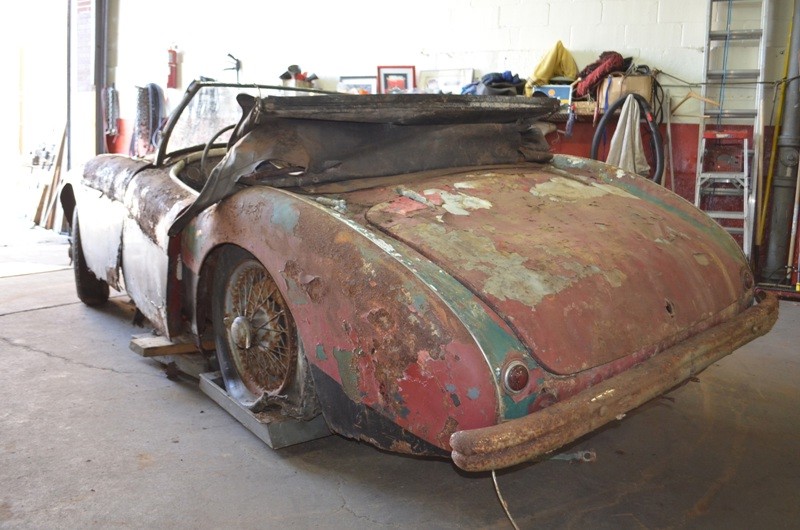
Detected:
left=657, top=70, right=800, bottom=88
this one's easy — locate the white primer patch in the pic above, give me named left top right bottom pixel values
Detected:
left=438, top=190, right=493, bottom=216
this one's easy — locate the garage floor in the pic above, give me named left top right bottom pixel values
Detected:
left=1, top=221, right=798, bottom=529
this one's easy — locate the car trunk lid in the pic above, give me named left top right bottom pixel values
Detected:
left=364, top=162, right=752, bottom=375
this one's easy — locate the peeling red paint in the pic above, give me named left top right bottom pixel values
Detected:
left=186, top=187, right=501, bottom=450
left=364, top=166, right=753, bottom=375
left=383, top=196, right=429, bottom=215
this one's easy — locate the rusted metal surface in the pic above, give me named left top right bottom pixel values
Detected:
left=183, top=187, right=507, bottom=452
left=362, top=156, right=755, bottom=376
left=180, top=150, right=766, bottom=458
left=181, top=160, right=765, bottom=459
left=449, top=292, right=779, bottom=472
left=78, top=155, right=195, bottom=337
left=82, top=155, right=151, bottom=201
left=122, top=167, right=194, bottom=244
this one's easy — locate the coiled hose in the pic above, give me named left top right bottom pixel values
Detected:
left=590, top=93, right=664, bottom=183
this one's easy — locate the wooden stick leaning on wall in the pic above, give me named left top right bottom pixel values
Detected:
left=42, top=127, right=66, bottom=230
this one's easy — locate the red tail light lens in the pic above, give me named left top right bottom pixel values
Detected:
left=503, top=361, right=530, bottom=393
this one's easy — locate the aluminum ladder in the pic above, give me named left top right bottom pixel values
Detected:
left=694, top=0, right=771, bottom=260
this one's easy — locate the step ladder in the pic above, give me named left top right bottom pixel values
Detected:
left=694, top=0, right=771, bottom=260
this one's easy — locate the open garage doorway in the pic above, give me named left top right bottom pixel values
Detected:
left=0, top=0, right=104, bottom=239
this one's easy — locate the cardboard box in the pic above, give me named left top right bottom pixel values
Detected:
left=596, top=74, right=653, bottom=108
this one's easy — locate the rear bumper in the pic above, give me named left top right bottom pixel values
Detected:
left=450, top=292, right=779, bottom=472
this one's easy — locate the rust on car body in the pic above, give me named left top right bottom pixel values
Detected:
left=63, top=85, right=778, bottom=471
left=77, top=155, right=194, bottom=335
left=360, top=157, right=754, bottom=376
left=450, top=291, right=778, bottom=471
left=183, top=187, right=512, bottom=452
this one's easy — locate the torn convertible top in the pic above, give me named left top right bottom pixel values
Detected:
left=169, top=94, right=560, bottom=236
left=229, top=94, right=562, bottom=185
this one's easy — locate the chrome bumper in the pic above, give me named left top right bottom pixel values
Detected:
left=450, top=293, right=779, bottom=472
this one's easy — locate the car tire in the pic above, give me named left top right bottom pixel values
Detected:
left=71, top=210, right=110, bottom=306
left=212, top=246, right=307, bottom=412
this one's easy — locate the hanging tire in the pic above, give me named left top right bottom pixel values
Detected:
left=211, top=246, right=301, bottom=411
left=71, top=210, right=110, bottom=306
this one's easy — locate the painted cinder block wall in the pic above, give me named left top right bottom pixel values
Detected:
left=107, top=0, right=795, bottom=201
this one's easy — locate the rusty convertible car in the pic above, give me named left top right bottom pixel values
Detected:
left=61, top=81, right=777, bottom=472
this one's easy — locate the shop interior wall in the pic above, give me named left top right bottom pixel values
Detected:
left=104, top=0, right=794, bottom=203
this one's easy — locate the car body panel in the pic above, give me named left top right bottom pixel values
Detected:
left=72, top=187, right=126, bottom=290
left=363, top=157, right=753, bottom=375
left=182, top=187, right=509, bottom=452
left=76, top=155, right=195, bottom=334
left=450, top=291, right=778, bottom=471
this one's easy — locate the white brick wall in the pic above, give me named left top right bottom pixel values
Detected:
left=601, top=0, right=659, bottom=25
left=658, top=0, right=707, bottom=24
left=111, top=0, right=794, bottom=124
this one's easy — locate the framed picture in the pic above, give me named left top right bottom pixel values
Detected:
left=377, top=66, right=416, bottom=94
left=337, top=75, right=377, bottom=95
left=419, top=68, right=475, bottom=94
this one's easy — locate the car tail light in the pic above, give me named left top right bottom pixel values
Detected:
left=503, top=361, right=530, bottom=393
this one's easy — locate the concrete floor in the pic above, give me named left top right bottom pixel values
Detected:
left=1, top=221, right=799, bottom=529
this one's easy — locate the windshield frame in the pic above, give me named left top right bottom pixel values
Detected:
left=155, top=80, right=333, bottom=166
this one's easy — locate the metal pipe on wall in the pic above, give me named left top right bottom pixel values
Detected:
left=66, top=0, right=71, bottom=170
left=764, top=5, right=800, bottom=282
left=787, top=167, right=799, bottom=283
left=94, top=0, right=108, bottom=155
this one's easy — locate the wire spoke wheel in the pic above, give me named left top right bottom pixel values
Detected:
left=213, top=248, right=297, bottom=407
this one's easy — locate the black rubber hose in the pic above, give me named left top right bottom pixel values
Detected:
left=590, top=93, right=664, bottom=182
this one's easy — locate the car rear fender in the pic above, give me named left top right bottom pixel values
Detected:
left=183, top=186, right=523, bottom=453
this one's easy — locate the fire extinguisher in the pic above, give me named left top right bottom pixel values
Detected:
left=167, top=46, right=178, bottom=89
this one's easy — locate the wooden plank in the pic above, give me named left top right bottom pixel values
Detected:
left=33, top=183, right=49, bottom=226
left=129, top=333, right=213, bottom=357
left=44, top=128, right=67, bottom=230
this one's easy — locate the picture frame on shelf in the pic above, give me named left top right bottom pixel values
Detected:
left=419, top=68, right=475, bottom=94
left=377, top=66, right=416, bottom=94
left=337, top=76, right=378, bottom=95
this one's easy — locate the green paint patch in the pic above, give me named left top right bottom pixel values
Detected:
left=552, top=155, right=744, bottom=260
left=315, top=344, right=328, bottom=361
left=270, top=201, right=299, bottom=233
left=332, top=348, right=361, bottom=403
left=411, top=293, right=429, bottom=314
left=282, top=277, right=310, bottom=306
left=334, top=213, right=538, bottom=419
